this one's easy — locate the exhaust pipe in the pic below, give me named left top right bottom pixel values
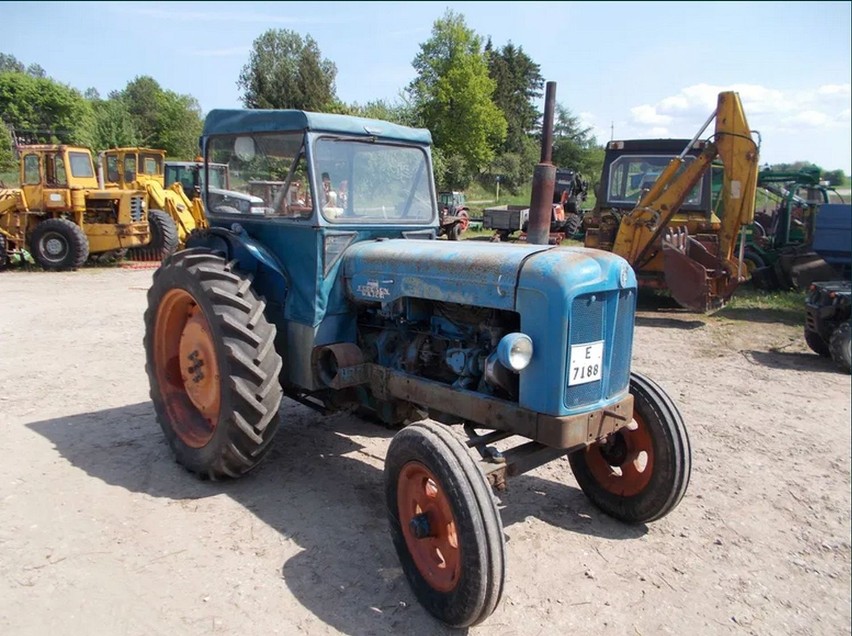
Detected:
left=527, top=81, right=557, bottom=245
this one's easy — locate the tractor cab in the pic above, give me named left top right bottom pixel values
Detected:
left=101, top=147, right=165, bottom=189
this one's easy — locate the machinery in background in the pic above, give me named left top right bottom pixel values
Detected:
left=1, top=144, right=150, bottom=270
left=583, top=91, right=759, bottom=312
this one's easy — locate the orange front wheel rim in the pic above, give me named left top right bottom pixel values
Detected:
left=585, top=412, right=655, bottom=497
left=397, top=462, right=461, bottom=593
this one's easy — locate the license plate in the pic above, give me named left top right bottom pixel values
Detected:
left=569, top=341, right=604, bottom=386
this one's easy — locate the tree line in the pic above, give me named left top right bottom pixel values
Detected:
left=2, top=10, right=846, bottom=190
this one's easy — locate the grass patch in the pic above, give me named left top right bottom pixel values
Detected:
left=461, top=181, right=598, bottom=219
left=714, top=286, right=806, bottom=326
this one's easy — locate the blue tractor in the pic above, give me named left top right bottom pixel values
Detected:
left=143, top=110, right=691, bottom=627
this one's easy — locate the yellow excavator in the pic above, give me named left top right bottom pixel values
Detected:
left=99, top=147, right=206, bottom=255
left=583, top=91, right=759, bottom=312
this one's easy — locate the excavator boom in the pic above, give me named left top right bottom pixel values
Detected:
left=610, top=91, right=759, bottom=312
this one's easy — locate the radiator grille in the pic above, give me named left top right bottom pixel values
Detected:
left=565, top=289, right=634, bottom=408
left=130, top=196, right=145, bottom=223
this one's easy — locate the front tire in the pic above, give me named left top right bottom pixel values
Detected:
left=143, top=249, right=283, bottom=479
left=569, top=371, right=691, bottom=523
left=29, top=218, right=89, bottom=270
left=385, top=421, right=505, bottom=628
left=130, top=209, right=179, bottom=260
left=829, top=322, right=851, bottom=373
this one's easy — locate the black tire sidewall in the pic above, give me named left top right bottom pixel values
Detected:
left=830, top=322, right=851, bottom=372
left=385, top=424, right=500, bottom=627
left=30, top=219, right=88, bottom=270
left=569, top=372, right=690, bottom=523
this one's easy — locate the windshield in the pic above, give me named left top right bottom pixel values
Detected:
left=607, top=154, right=703, bottom=207
left=313, top=137, right=434, bottom=224
left=205, top=133, right=435, bottom=224
left=139, top=152, right=163, bottom=176
left=69, top=151, right=95, bottom=178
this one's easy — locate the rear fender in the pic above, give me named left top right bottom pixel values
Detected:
left=185, top=226, right=289, bottom=308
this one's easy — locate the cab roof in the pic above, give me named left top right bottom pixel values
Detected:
left=202, top=109, right=432, bottom=145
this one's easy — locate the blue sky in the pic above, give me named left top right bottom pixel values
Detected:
left=4, top=1, right=851, bottom=172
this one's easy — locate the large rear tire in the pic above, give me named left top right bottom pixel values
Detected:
left=569, top=371, right=691, bottom=523
left=829, top=322, right=851, bottom=373
left=29, top=218, right=89, bottom=270
left=804, top=329, right=831, bottom=357
left=385, top=421, right=505, bottom=628
left=143, top=249, right=283, bottom=479
left=130, top=209, right=179, bottom=260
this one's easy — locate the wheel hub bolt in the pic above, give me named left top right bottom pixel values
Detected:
left=409, top=513, right=432, bottom=539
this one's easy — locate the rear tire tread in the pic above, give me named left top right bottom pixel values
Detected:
left=144, top=248, right=283, bottom=480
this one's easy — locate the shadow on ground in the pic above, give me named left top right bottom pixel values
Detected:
left=744, top=348, right=845, bottom=374
left=28, top=401, right=647, bottom=633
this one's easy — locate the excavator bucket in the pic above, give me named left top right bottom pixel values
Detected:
left=662, top=228, right=739, bottom=313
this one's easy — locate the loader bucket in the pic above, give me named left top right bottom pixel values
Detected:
left=662, top=228, right=738, bottom=313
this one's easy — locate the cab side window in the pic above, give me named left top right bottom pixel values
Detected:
left=107, top=156, right=120, bottom=183
left=53, top=155, right=68, bottom=186
left=124, top=155, right=137, bottom=183
left=23, top=154, right=40, bottom=185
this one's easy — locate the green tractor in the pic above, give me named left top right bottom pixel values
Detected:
left=744, top=168, right=844, bottom=289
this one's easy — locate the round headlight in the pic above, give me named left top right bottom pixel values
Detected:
left=497, top=333, right=533, bottom=372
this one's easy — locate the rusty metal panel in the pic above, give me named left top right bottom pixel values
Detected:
left=365, top=364, right=633, bottom=449
left=343, top=239, right=551, bottom=310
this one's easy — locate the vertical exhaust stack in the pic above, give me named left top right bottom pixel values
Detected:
left=528, top=81, right=557, bottom=245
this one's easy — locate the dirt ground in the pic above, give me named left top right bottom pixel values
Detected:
left=1, top=267, right=849, bottom=636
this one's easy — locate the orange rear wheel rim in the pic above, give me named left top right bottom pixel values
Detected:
left=153, top=289, right=221, bottom=448
left=397, top=462, right=461, bottom=593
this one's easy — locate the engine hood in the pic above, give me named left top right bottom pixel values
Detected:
left=343, top=239, right=549, bottom=309
left=342, top=239, right=632, bottom=310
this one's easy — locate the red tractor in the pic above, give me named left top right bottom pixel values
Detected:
left=438, top=190, right=470, bottom=240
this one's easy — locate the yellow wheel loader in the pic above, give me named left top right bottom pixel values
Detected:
left=99, top=148, right=204, bottom=255
left=583, top=91, right=759, bottom=312
left=0, top=145, right=150, bottom=270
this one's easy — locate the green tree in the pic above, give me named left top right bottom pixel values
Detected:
left=112, top=76, right=203, bottom=158
left=0, top=53, right=47, bottom=78
left=237, top=30, right=337, bottom=110
left=89, top=98, right=140, bottom=150
left=0, top=72, right=95, bottom=147
left=408, top=10, right=506, bottom=184
left=485, top=39, right=543, bottom=156
left=823, top=168, right=846, bottom=186
left=349, top=98, right=416, bottom=127
left=0, top=53, right=25, bottom=74
left=550, top=104, right=604, bottom=179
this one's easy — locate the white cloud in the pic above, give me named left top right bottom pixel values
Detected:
left=630, top=104, right=672, bottom=125
left=785, top=110, right=831, bottom=127
left=597, top=83, right=851, bottom=171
